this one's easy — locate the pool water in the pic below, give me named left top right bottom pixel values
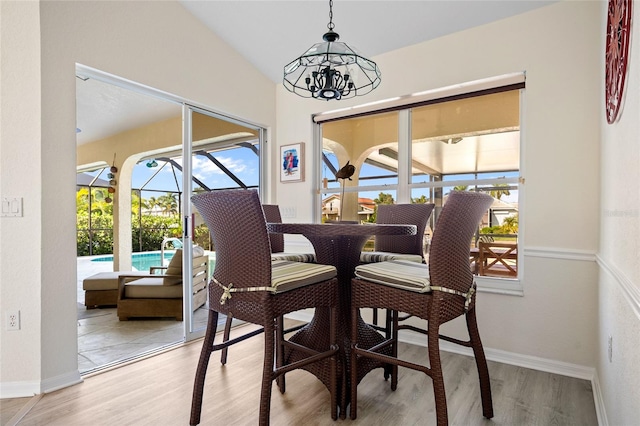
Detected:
left=92, top=252, right=175, bottom=271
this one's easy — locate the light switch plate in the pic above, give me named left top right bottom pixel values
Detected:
left=1, top=197, right=23, bottom=217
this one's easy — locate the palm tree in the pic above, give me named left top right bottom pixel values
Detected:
left=502, top=215, right=518, bottom=233
left=374, top=192, right=394, bottom=205
left=490, top=183, right=511, bottom=200
left=452, top=185, right=469, bottom=192
left=141, top=196, right=159, bottom=215
left=158, top=193, right=178, bottom=216
left=412, top=194, right=429, bottom=204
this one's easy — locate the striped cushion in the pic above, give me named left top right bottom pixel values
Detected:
left=359, top=251, right=423, bottom=264
left=271, top=260, right=336, bottom=293
left=355, top=260, right=431, bottom=293
left=271, top=252, right=316, bottom=263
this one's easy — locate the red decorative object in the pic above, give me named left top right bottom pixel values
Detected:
left=605, top=0, right=632, bottom=124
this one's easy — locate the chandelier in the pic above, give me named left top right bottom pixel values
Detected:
left=283, top=0, right=381, bottom=101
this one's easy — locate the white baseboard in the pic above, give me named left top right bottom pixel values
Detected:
left=399, top=330, right=595, bottom=380
left=0, top=380, right=40, bottom=399
left=287, top=310, right=595, bottom=381
left=591, top=372, right=608, bottom=426
left=0, top=370, right=82, bottom=399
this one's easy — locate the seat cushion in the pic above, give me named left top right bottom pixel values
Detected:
left=83, top=271, right=149, bottom=291
left=271, top=252, right=316, bottom=263
left=124, top=278, right=183, bottom=299
left=271, top=260, right=336, bottom=293
left=164, top=249, right=183, bottom=285
left=355, top=260, right=431, bottom=293
left=163, top=247, right=208, bottom=285
left=359, top=251, right=423, bottom=264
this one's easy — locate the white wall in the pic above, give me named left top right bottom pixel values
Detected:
left=0, top=0, right=45, bottom=394
left=276, top=0, right=601, bottom=369
left=0, top=0, right=275, bottom=396
left=598, top=0, right=640, bottom=422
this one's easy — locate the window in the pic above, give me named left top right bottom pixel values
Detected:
left=316, top=75, right=523, bottom=293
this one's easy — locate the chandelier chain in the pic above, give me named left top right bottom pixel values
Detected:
left=327, top=0, right=335, bottom=31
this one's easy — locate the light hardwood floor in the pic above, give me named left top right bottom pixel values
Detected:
left=4, top=322, right=598, bottom=426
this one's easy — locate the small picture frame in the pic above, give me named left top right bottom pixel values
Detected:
left=280, top=143, right=304, bottom=183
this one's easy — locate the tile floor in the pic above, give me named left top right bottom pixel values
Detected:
left=76, top=256, right=212, bottom=374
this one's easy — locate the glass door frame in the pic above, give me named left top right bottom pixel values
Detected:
left=181, top=104, right=267, bottom=342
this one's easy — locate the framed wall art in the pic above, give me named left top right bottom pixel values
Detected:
left=605, top=0, right=632, bottom=124
left=280, top=143, right=304, bottom=183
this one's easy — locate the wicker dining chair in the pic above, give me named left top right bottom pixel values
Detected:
left=360, top=203, right=435, bottom=264
left=190, top=190, right=339, bottom=426
left=263, top=204, right=316, bottom=263
left=350, top=191, right=494, bottom=425
left=219, top=203, right=316, bottom=365
left=359, top=203, right=435, bottom=334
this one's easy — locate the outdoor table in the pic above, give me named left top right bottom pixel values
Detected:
left=469, top=242, right=518, bottom=276
left=267, top=222, right=417, bottom=417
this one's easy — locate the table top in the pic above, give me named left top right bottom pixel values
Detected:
left=267, top=222, right=417, bottom=237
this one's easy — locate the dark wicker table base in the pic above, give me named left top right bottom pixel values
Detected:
left=269, top=229, right=415, bottom=418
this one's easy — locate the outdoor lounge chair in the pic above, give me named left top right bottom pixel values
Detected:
left=116, top=248, right=209, bottom=321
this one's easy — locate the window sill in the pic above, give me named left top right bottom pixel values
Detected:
left=475, top=275, right=523, bottom=296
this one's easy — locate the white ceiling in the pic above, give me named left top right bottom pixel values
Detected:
left=76, top=1, right=555, bottom=146
left=179, top=0, right=556, bottom=83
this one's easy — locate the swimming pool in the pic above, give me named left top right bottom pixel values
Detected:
left=92, top=252, right=175, bottom=271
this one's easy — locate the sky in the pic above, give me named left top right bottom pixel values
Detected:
left=85, top=145, right=517, bottom=204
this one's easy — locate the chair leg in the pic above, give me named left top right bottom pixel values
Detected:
left=258, top=319, right=276, bottom=426
left=329, top=305, right=338, bottom=421
left=190, top=311, right=219, bottom=426
left=275, top=315, right=286, bottom=394
left=220, top=315, right=233, bottom=365
left=466, top=307, right=494, bottom=419
left=390, top=310, right=399, bottom=391
left=428, top=321, right=448, bottom=426
left=350, top=305, right=359, bottom=420
left=383, top=309, right=394, bottom=381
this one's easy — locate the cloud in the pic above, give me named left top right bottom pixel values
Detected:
left=191, top=155, right=247, bottom=180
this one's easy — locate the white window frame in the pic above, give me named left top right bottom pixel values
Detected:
left=313, top=73, right=525, bottom=296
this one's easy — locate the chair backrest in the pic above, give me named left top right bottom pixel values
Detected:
left=262, top=204, right=285, bottom=253
left=375, top=203, right=435, bottom=256
left=191, top=190, right=272, bottom=289
left=429, top=191, right=494, bottom=294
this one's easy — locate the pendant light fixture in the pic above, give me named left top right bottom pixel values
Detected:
left=283, top=0, right=381, bottom=101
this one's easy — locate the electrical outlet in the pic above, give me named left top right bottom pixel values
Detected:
left=6, top=311, right=20, bottom=331
left=608, top=335, right=613, bottom=363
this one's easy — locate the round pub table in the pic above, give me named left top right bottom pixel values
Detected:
left=267, top=222, right=417, bottom=418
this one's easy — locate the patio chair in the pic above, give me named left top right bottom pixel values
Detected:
left=116, top=248, right=209, bottom=321
left=190, top=190, right=339, bottom=425
left=350, top=191, right=494, bottom=425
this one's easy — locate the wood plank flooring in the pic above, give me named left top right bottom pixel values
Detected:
left=5, top=322, right=597, bottom=425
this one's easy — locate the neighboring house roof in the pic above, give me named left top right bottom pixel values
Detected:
left=491, top=198, right=518, bottom=211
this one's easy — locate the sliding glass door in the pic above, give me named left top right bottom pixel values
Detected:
left=182, top=105, right=265, bottom=341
